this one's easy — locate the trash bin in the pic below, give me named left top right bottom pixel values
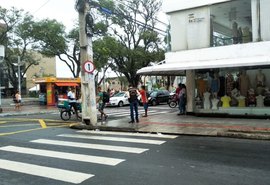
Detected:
left=39, top=93, right=47, bottom=105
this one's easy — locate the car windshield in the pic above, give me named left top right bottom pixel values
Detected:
left=150, top=91, right=158, bottom=97
left=113, top=92, right=125, bottom=97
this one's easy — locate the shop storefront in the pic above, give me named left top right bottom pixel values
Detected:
left=34, top=77, right=80, bottom=106
left=138, top=0, right=270, bottom=116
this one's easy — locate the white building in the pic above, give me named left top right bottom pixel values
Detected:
left=138, top=0, right=270, bottom=116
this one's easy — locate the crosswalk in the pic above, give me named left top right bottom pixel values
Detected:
left=106, top=108, right=174, bottom=118
left=0, top=130, right=178, bottom=184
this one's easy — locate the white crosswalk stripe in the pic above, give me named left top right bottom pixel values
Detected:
left=31, top=139, right=149, bottom=154
left=0, top=130, right=177, bottom=184
left=0, top=146, right=125, bottom=166
left=77, top=130, right=178, bottom=139
left=58, top=134, right=166, bottom=145
left=0, top=159, right=94, bottom=184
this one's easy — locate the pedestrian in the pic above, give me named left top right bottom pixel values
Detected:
left=14, top=90, right=22, bottom=111
left=67, top=87, right=79, bottom=119
left=97, top=86, right=108, bottom=121
left=178, top=84, right=187, bottom=115
left=176, top=83, right=182, bottom=96
left=139, top=85, right=148, bottom=117
left=127, top=84, right=140, bottom=123
left=54, top=90, right=59, bottom=106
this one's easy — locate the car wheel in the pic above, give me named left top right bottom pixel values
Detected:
left=118, top=101, right=124, bottom=107
left=152, top=100, right=157, bottom=106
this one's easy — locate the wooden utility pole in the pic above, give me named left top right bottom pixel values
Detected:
left=77, top=0, right=97, bottom=125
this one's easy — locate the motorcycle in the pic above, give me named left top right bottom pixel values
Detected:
left=57, top=100, right=82, bottom=121
left=168, top=94, right=178, bottom=108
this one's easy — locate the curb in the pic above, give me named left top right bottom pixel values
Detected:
left=69, top=123, right=137, bottom=132
left=217, top=131, right=270, bottom=140
left=0, top=110, right=57, bottom=117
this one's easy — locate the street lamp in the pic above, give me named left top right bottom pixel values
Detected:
left=12, top=56, right=23, bottom=95
left=0, top=45, right=5, bottom=112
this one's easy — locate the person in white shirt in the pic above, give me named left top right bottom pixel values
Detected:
left=15, top=90, right=22, bottom=110
left=67, top=88, right=79, bottom=119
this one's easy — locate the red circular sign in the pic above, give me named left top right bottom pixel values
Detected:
left=83, top=60, right=95, bottom=73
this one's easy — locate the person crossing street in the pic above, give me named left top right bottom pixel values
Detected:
left=127, top=84, right=140, bottom=123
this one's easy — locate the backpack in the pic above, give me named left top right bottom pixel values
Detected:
left=103, top=92, right=110, bottom=103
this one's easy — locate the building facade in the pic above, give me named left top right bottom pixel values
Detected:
left=138, top=0, right=270, bottom=116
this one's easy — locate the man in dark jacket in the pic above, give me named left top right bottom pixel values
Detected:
left=127, top=84, right=140, bottom=123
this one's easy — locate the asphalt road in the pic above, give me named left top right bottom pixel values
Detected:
left=0, top=118, right=269, bottom=185
left=7, top=103, right=178, bottom=121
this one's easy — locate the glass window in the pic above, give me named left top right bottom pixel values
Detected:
left=210, top=0, right=252, bottom=47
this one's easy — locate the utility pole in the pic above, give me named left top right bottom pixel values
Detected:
left=76, top=0, right=97, bottom=125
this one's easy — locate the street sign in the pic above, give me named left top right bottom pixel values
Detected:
left=83, top=60, right=95, bottom=74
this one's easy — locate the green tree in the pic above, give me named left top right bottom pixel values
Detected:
left=91, top=0, right=165, bottom=86
left=0, top=7, right=40, bottom=91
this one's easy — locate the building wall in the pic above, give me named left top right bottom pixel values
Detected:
left=163, top=0, right=230, bottom=13
left=260, top=0, right=270, bottom=41
left=170, top=7, right=211, bottom=51
left=26, top=53, right=56, bottom=92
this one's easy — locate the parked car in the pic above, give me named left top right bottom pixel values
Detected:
left=1, top=91, right=6, bottom=97
left=106, top=92, right=129, bottom=107
left=148, top=90, right=170, bottom=106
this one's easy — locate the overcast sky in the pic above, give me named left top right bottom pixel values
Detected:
left=1, top=0, right=168, bottom=78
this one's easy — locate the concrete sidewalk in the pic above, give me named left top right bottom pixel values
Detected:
left=70, top=112, right=270, bottom=140
left=1, top=98, right=270, bottom=140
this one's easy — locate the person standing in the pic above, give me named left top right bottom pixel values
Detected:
left=127, top=84, right=140, bottom=123
left=97, top=86, right=108, bottom=121
left=178, top=84, right=187, bottom=115
left=67, top=88, right=79, bottom=119
left=15, top=90, right=22, bottom=110
left=139, top=85, right=148, bottom=117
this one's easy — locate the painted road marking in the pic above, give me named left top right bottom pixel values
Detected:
left=0, top=146, right=125, bottom=166
left=106, top=110, right=157, bottom=116
left=39, top=119, right=47, bottom=128
left=0, top=159, right=93, bottom=184
left=0, top=124, right=37, bottom=128
left=77, top=130, right=178, bottom=139
left=31, top=139, right=148, bottom=154
left=58, top=134, right=166, bottom=145
left=0, top=128, right=44, bottom=136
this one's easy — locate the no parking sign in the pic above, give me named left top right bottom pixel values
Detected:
left=83, top=60, right=95, bottom=74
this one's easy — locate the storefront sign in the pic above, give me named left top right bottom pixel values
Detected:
left=188, top=13, right=205, bottom=23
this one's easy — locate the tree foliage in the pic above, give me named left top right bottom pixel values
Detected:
left=0, top=7, right=40, bottom=91
left=90, top=0, right=165, bottom=86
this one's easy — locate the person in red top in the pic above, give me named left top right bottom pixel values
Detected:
left=139, top=85, right=148, bottom=117
left=175, top=83, right=182, bottom=96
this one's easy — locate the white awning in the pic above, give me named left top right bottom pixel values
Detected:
left=137, top=41, right=270, bottom=76
left=29, top=85, right=40, bottom=92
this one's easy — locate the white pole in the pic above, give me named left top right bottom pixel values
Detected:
left=18, top=56, right=21, bottom=95
left=0, top=45, right=5, bottom=111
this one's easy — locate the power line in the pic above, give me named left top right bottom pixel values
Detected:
left=33, top=0, right=51, bottom=15
left=114, top=0, right=168, bottom=26
left=92, top=0, right=167, bottom=35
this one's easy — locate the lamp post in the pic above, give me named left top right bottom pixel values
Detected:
left=0, top=45, right=5, bottom=113
left=13, top=56, right=22, bottom=95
